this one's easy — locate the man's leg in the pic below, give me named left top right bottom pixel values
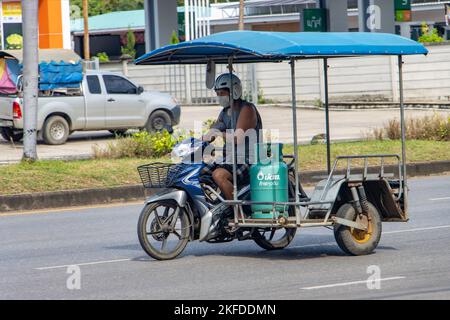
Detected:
left=212, top=168, right=234, bottom=200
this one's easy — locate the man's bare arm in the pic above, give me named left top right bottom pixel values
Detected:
left=233, top=105, right=257, bottom=144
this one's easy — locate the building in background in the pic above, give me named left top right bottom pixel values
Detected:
left=209, top=0, right=450, bottom=40
left=71, top=10, right=147, bottom=61
left=0, top=0, right=71, bottom=50
left=70, top=0, right=450, bottom=61
left=70, top=5, right=206, bottom=60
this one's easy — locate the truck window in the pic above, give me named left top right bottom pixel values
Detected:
left=103, top=75, right=137, bottom=94
left=87, top=75, right=102, bottom=94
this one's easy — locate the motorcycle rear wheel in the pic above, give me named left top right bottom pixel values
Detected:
left=137, top=200, right=191, bottom=260
left=253, top=226, right=296, bottom=250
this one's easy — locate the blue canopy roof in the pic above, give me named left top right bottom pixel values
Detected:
left=135, top=31, right=428, bottom=65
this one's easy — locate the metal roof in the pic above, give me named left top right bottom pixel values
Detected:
left=220, top=0, right=315, bottom=9
left=71, top=10, right=145, bottom=34
left=135, top=31, right=428, bottom=65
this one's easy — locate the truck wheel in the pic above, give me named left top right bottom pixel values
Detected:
left=42, top=116, right=70, bottom=145
left=333, top=202, right=382, bottom=256
left=0, top=128, right=23, bottom=142
left=146, top=110, right=171, bottom=132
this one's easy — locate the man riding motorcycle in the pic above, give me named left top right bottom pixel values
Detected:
left=201, top=73, right=263, bottom=201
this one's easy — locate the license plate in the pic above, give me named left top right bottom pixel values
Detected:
left=0, top=119, right=13, bottom=127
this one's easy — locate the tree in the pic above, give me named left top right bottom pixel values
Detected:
left=121, top=29, right=136, bottom=58
left=170, top=30, right=180, bottom=44
left=70, top=0, right=144, bottom=17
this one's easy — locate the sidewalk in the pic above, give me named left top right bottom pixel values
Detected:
left=1, top=106, right=450, bottom=163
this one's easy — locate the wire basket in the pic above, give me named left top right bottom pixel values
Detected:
left=137, top=163, right=181, bottom=188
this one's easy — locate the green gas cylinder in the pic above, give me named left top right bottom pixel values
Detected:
left=250, top=143, right=288, bottom=219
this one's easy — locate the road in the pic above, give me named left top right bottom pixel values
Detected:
left=1, top=107, right=450, bottom=163
left=0, top=174, right=449, bottom=299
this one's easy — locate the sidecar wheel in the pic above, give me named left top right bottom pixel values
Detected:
left=333, top=202, right=382, bottom=256
left=137, top=200, right=191, bottom=260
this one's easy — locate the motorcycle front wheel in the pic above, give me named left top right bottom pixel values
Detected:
left=137, top=200, right=191, bottom=260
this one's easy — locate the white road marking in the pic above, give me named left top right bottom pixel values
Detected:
left=383, top=225, right=450, bottom=234
left=301, top=276, right=405, bottom=290
left=429, top=197, right=450, bottom=201
left=35, top=258, right=132, bottom=270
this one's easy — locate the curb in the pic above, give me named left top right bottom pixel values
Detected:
left=1, top=160, right=449, bottom=213
left=261, top=103, right=450, bottom=110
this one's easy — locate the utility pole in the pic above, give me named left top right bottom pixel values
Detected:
left=22, top=0, right=39, bottom=161
left=83, top=0, right=90, bottom=59
left=238, top=0, right=244, bottom=30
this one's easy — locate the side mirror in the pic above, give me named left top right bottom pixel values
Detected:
left=205, top=60, right=215, bottom=89
left=137, top=86, right=144, bottom=94
left=16, top=75, right=23, bottom=93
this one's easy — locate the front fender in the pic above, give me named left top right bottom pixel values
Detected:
left=144, top=188, right=188, bottom=207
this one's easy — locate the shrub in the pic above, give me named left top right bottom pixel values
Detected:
left=95, top=52, right=109, bottom=63
left=170, top=30, right=180, bottom=45
left=203, top=118, right=216, bottom=130
left=418, top=22, right=444, bottom=43
left=371, top=113, right=450, bottom=141
left=93, top=130, right=184, bottom=159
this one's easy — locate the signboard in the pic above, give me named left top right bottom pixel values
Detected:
left=303, top=8, right=327, bottom=32
left=395, top=0, right=411, bottom=22
left=2, top=1, right=22, bottom=23
left=395, top=0, right=411, bottom=11
left=395, top=10, right=411, bottom=22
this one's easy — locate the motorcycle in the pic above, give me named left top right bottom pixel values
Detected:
left=136, top=137, right=308, bottom=260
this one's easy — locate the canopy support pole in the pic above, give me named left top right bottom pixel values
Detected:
left=228, top=58, right=239, bottom=223
left=398, top=55, right=408, bottom=216
left=323, top=58, right=331, bottom=174
left=290, top=58, right=301, bottom=225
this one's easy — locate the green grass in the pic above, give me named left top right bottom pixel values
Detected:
left=285, top=140, right=450, bottom=171
left=0, top=140, right=449, bottom=195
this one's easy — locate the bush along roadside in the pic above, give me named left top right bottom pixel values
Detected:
left=93, top=120, right=217, bottom=159
left=93, top=130, right=184, bottom=159
left=370, top=113, right=450, bottom=141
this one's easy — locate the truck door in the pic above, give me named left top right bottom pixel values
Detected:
left=102, top=75, right=146, bottom=128
left=85, top=75, right=106, bottom=129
